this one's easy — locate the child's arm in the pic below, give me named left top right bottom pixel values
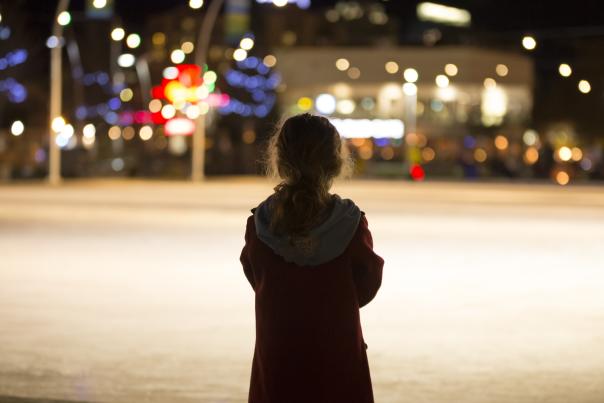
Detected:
left=351, top=214, right=384, bottom=308
left=240, top=216, right=256, bottom=290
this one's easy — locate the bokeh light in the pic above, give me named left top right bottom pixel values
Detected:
left=51, top=117, right=66, bottom=133
left=161, top=104, right=177, bottom=119
left=186, top=105, right=201, bottom=119
left=522, top=35, right=537, bottom=50
left=10, top=120, right=24, bottom=136
left=139, top=126, right=153, bottom=141
left=203, top=71, right=218, bottom=84
left=571, top=147, right=583, bottom=162
left=315, top=93, right=336, bottom=115
left=402, top=82, right=417, bottom=96
left=347, top=67, right=361, bottom=79
left=117, top=54, right=135, bottom=68
left=474, top=148, right=488, bottom=162
left=578, top=80, right=591, bottom=94
left=558, top=146, right=572, bottom=161
left=57, top=11, right=71, bottom=26
left=409, top=164, right=425, bottom=181
left=403, top=68, right=419, bottom=83
left=385, top=61, right=399, bottom=74
left=523, top=130, right=539, bottom=146
left=122, top=126, right=135, bottom=140
left=435, top=74, right=449, bottom=88
left=93, top=0, right=107, bottom=8
left=242, top=129, right=256, bottom=144
left=149, top=99, right=162, bottom=113
left=380, top=146, right=394, bottom=160
left=444, top=63, right=458, bottom=76
left=263, top=54, right=277, bottom=67
left=297, top=97, right=313, bottom=111
left=494, top=135, right=509, bottom=151
left=126, top=34, right=141, bottom=49
left=170, top=49, right=186, bottom=64
left=336, top=99, right=356, bottom=114
left=483, top=78, right=497, bottom=89
left=559, top=63, right=572, bottom=77
left=152, top=32, right=166, bottom=46
left=120, top=88, right=134, bottom=102
left=189, top=0, right=204, bottom=9
left=233, top=48, right=247, bottom=61
left=240, top=37, right=255, bottom=51
left=46, top=36, right=60, bottom=48
left=108, top=126, right=121, bottom=140
left=83, top=123, right=96, bottom=138
left=524, top=147, right=539, bottom=165
left=111, top=28, right=126, bottom=41
left=495, top=64, right=509, bottom=77
left=555, top=171, right=570, bottom=185
left=422, top=147, right=436, bottom=162
left=181, top=41, right=195, bottom=54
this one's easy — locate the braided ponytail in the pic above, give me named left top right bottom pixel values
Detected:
left=265, top=114, right=352, bottom=241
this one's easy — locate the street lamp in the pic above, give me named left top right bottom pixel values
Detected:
left=49, top=0, right=71, bottom=185
left=191, top=0, right=225, bottom=182
left=191, top=0, right=281, bottom=181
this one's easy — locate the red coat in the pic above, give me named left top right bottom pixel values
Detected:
left=240, top=212, right=384, bottom=403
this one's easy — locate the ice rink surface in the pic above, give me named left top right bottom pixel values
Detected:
left=1, top=178, right=603, bottom=403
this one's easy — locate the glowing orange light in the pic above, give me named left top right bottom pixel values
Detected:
left=494, top=135, right=509, bottom=150
left=422, top=147, right=436, bottom=162
left=164, top=81, right=199, bottom=103
left=351, top=138, right=365, bottom=147
left=150, top=64, right=222, bottom=135
left=524, top=147, right=539, bottom=165
left=380, top=146, right=394, bottom=160
left=151, top=64, right=204, bottom=102
left=555, top=171, right=570, bottom=186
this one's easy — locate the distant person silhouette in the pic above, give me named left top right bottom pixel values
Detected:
left=240, top=113, right=384, bottom=403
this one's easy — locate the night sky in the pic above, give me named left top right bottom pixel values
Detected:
left=14, top=0, right=604, bottom=31
left=3, top=0, right=603, bottom=132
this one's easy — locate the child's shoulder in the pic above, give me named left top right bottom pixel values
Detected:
left=332, top=193, right=366, bottom=216
left=245, top=207, right=257, bottom=227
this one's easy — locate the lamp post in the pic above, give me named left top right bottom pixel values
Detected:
left=402, top=81, right=417, bottom=175
left=48, top=0, right=71, bottom=185
left=191, top=0, right=225, bottom=182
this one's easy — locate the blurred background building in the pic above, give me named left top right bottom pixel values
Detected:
left=0, top=0, right=602, bottom=183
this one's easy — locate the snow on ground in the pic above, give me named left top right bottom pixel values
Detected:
left=1, top=178, right=603, bottom=403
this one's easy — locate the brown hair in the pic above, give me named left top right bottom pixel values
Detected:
left=266, top=113, right=352, bottom=239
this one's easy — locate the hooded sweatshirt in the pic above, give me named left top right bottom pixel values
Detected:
left=253, top=194, right=362, bottom=266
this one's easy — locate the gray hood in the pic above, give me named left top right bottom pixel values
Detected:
left=254, top=195, right=362, bottom=267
